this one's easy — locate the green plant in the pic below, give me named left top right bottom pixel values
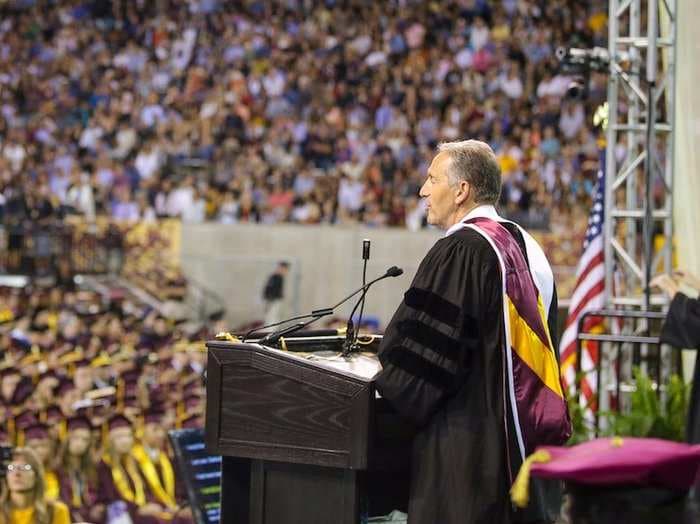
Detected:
left=566, top=389, right=597, bottom=445
left=599, top=368, right=690, bottom=442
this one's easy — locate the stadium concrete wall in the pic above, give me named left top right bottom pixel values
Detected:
left=179, top=223, right=441, bottom=330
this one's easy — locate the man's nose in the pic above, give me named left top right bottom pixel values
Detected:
left=419, top=182, right=429, bottom=198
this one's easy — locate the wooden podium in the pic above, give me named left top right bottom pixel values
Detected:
left=205, top=336, right=412, bottom=524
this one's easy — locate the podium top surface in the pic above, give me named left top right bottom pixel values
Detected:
left=205, top=337, right=395, bottom=469
left=258, top=346, right=382, bottom=381
left=207, top=334, right=384, bottom=382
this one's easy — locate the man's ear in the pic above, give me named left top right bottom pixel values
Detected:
left=454, top=180, right=470, bottom=205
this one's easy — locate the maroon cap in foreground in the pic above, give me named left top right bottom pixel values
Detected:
left=512, top=437, right=700, bottom=508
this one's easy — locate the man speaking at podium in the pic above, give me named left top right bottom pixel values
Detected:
left=376, top=140, right=571, bottom=524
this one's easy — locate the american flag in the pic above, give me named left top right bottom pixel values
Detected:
left=559, top=152, right=606, bottom=410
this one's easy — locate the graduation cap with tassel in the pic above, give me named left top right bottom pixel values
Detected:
left=511, top=437, right=700, bottom=524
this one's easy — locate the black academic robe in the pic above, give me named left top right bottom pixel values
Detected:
left=660, top=293, right=700, bottom=350
left=376, top=225, right=560, bottom=524
left=659, top=293, right=700, bottom=443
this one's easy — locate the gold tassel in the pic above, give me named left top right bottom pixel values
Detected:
left=215, top=332, right=239, bottom=342
left=8, top=418, right=15, bottom=445
left=611, top=436, right=624, bottom=447
left=510, top=450, right=552, bottom=508
left=58, top=420, right=67, bottom=441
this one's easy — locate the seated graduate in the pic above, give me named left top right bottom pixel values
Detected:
left=22, top=423, right=60, bottom=503
left=97, top=413, right=168, bottom=524
left=511, top=437, right=700, bottom=524
left=131, top=409, right=191, bottom=519
left=57, top=415, right=103, bottom=523
left=0, top=447, right=71, bottom=524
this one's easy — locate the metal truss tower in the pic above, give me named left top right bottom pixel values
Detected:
left=604, top=0, right=676, bottom=310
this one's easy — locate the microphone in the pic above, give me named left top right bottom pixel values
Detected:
left=362, top=239, right=371, bottom=260
left=248, top=266, right=403, bottom=347
left=328, top=266, right=402, bottom=311
left=385, top=266, right=403, bottom=277
left=348, top=239, right=371, bottom=354
left=343, top=265, right=404, bottom=356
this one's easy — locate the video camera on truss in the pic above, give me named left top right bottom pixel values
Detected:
left=555, top=46, right=613, bottom=100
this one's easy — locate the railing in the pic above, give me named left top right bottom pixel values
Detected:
left=575, top=309, right=682, bottom=435
left=185, top=276, right=227, bottom=323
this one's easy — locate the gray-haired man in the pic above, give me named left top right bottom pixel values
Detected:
left=376, top=140, right=570, bottom=524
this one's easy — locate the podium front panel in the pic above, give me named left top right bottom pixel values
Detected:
left=206, top=342, right=373, bottom=469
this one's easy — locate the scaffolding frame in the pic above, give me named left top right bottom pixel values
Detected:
left=604, top=0, right=676, bottom=310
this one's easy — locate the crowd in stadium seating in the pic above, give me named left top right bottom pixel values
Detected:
left=0, top=0, right=608, bottom=233
left=0, top=283, right=207, bottom=521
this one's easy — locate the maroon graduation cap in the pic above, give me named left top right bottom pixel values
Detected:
left=143, top=407, right=166, bottom=426
left=107, top=413, right=133, bottom=432
left=67, top=414, right=93, bottom=432
left=512, top=437, right=700, bottom=524
left=24, top=421, right=51, bottom=441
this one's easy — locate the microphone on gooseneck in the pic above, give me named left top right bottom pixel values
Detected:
left=344, top=239, right=370, bottom=354
left=354, top=239, right=371, bottom=346
left=249, top=265, right=403, bottom=347
left=385, top=266, right=403, bottom=277
left=362, top=239, right=371, bottom=261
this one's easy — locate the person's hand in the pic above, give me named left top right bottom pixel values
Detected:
left=673, top=270, right=700, bottom=292
left=175, top=505, right=194, bottom=519
left=137, top=503, right=165, bottom=517
left=89, top=504, right=105, bottom=523
left=650, top=274, right=680, bottom=299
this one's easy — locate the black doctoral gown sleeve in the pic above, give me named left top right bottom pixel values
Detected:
left=376, top=232, right=497, bottom=427
left=660, top=293, right=700, bottom=349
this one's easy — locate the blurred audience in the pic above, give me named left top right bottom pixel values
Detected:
left=0, top=0, right=608, bottom=235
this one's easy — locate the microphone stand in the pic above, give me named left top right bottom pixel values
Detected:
left=354, top=239, right=370, bottom=352
left=246, top=266, right=402, bottom=351
left=260, top=313, right=328, bottom=346
left=242, top=308, right=334, bottom=342
left=341, top=288, right=367, bottom=357
left=343, top=240, right=370, bottom=356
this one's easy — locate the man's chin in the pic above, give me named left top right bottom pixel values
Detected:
left=426, top=215, right=444, bottom=230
